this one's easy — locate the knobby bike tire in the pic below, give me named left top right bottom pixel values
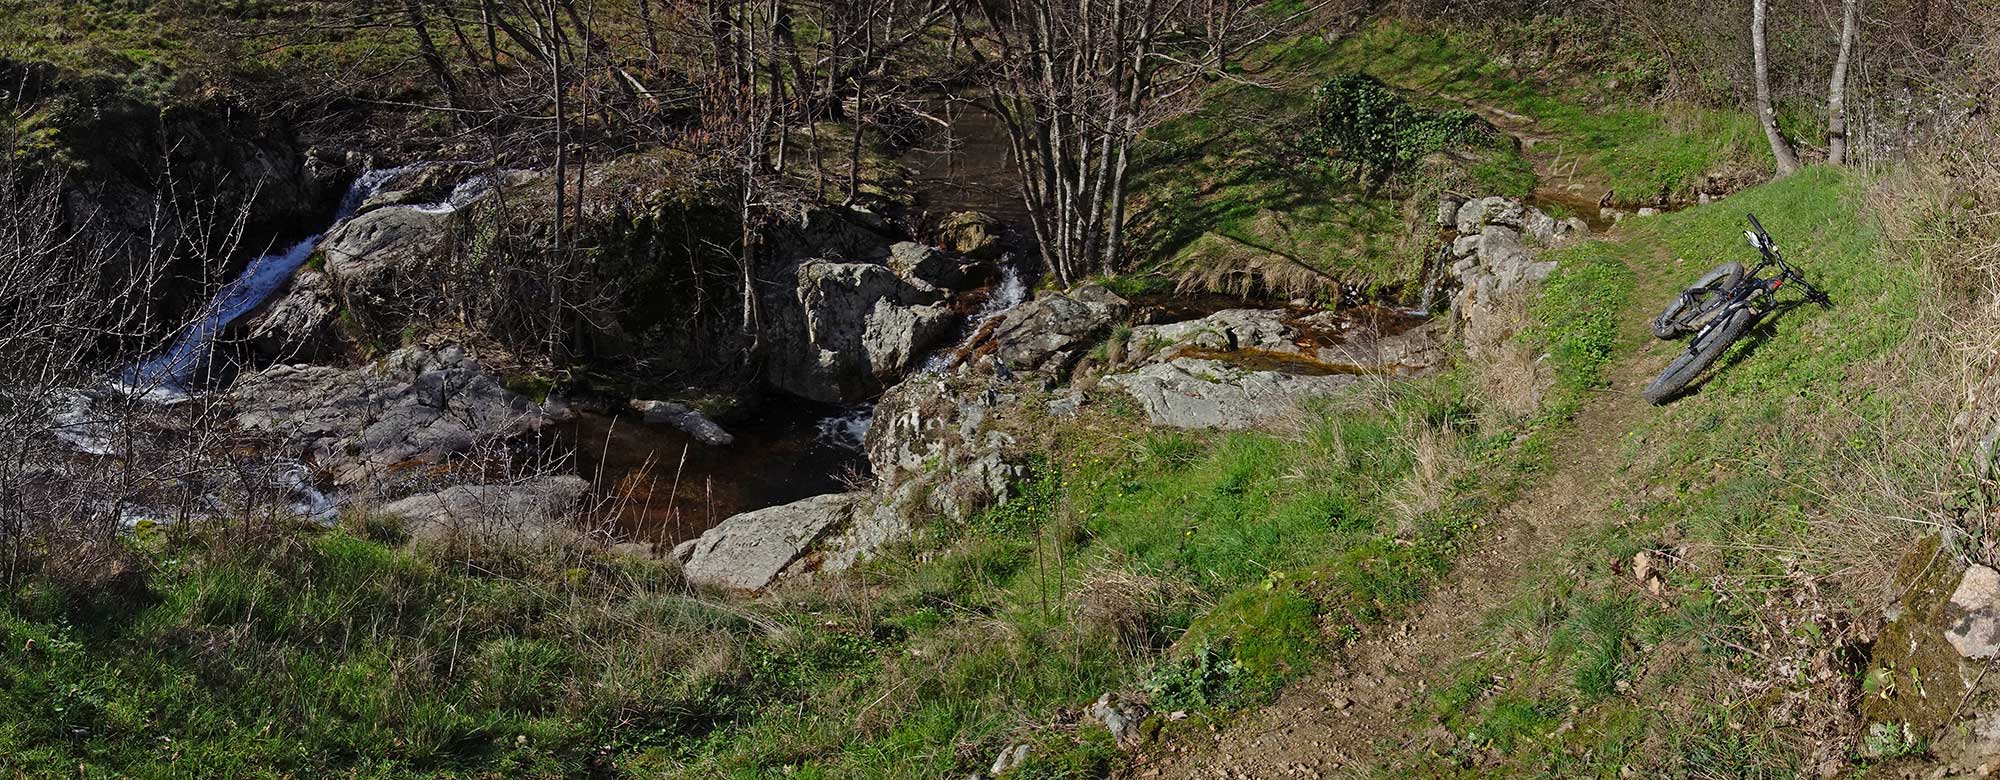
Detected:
left=1643, top=308, right=1754, bottom=405
left=1651, top=262, right=1746, bottom=339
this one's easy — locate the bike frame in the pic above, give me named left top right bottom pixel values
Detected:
left=1671, top=214, right=1830, bottom=355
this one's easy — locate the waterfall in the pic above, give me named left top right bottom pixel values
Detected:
left=919, top=257, right=1028, bottom=373
left=114, top=164, right=459, bottom=400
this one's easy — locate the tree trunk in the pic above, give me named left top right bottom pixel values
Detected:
left=1825, top=0, right=1860, bottom=166
left=403, top=0, right=462, bottom=109
left=1752, top=0, right=1801, bottom=177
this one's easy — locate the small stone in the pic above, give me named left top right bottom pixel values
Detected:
left=1946, top=564, right=2000, bottom=658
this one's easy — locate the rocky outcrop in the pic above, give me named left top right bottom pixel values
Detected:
left=866, top=373, right=1024, bottom=522
left=319, top=204, right=459, bottom=329
left=236, top=269, right=338, bottom=363
left=985, top=283, right=1130, bottom=379
left=231, top=345, right=560, bottom=486
left=672, top=491, right=867, bottom=590
left=379, top=475, right=590, bottom=542
left=1946, top=564, right=2000, bottom=659
left=937, top=211, right=1002, bottom=259
left=887, top=241, right=969, bottom=290
left=770, top=260, right=959, bottom=403
left=1105, top=357, right=1363, bottom=429
left=1442, top=196, right=1580, bottom=321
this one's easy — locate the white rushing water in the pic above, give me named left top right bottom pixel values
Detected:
left=815, top=405, right=875, bottom=452
left=114, top=163, right=475, bottom=400
left=918, top=258, right=1028, bottom=373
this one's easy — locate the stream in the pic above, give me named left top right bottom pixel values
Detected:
left=570, top=97, right=1035, bottom=544
left=117, top=163, right=492, bottom=400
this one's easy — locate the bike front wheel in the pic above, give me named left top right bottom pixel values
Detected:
left=1643, top=308, right=1755, bottom=405
left=1651, top=262, right=1745, bottom=339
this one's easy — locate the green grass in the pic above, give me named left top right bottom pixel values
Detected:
left=1320, top=21, right=1770, bottom=200
left=1374, top=167, right=1934, bottom=777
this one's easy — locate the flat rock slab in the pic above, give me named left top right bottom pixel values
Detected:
left=380, top=475, right=589, bottom=542
left=1947, top=564, right=2000, bottom=658
left=1104, top=357, right=1361, bottom=430
left=675, top=492, right=866, bottom=590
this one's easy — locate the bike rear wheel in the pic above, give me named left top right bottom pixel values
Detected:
left=1651, top=262, right=1745, bottom=339
left=1643, top=308, right=1754, bottom=405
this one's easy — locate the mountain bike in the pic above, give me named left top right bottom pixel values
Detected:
left=1642, top=213, right=1832, bottom=405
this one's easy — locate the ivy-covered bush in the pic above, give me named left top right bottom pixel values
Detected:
left=1310, top=73, right=1488, bottom=182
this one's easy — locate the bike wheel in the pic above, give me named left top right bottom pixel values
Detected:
left=1651, top=262, right=1745, bottom=339
left=1642, top=308, right=1754, bottom=405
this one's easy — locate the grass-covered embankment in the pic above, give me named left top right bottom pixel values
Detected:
left=1367, top=166, right=1952, bottom=776
left=1123, top=16, right=1770, bottom=303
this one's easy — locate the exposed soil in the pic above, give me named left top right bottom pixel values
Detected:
left=1126, top=331, right=1658, bottom=779
left=1126, top=123, right=1673, bottom=776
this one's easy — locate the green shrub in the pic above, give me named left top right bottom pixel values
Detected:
left=1311, top=73, right=1487, bottom=181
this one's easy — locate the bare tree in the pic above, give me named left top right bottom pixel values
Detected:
left=1752, top=0, right=1802, bottom=177
left=1825, top=0, right=1861, bottom=166
left=956, top=0, right=1289, bottom=287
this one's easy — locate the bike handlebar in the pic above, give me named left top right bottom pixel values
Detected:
left=1746, top=213, right=1833, bottom=309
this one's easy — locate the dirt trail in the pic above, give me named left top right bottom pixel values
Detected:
left=1128, top=156, right=1677, bottom=777
left=1128, top=349, right=1657, bottom=779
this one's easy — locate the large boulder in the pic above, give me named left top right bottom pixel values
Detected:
left=887, top=241, right=969, bottom=290
left=379, top=475, right=590, bottom=542
left=1103, top=357, right=1361, bottom=430
left=769, top=260, right=959, bottom=403
left=866, top=373, right=1023, bottom=521
left=231, top=345, right=559, bottom=486
left=319, top=204, right=458, bottom=329
left=985, top=283, right=1130, bottom=378
left=1126, top=309, right=1298, bottom=361
left=672, top=491, right=867, bottom=590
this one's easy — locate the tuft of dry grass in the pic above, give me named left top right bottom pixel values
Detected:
left=1467, top=291, right=1553, bottom=425
left=1075, top=566, right=1193, bottom=652
left=1387, top=423, right=1465, bottom=535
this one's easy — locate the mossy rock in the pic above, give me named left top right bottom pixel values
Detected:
left=1859, top=535, right=1979, bottom=747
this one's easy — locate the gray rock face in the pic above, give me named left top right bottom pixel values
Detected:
left=1946, top=564, right=2000, bottom=659
left=319, top=204, right=457, bottom=328
left=231, top=345, right=558, bottom=486
left=629, top=400, right=733, bottom=446
left=938, top=211, right=1002, bottom=259
left=987, top=283, right=1130, bottom=377
left=236, top=269, right=337, bottom=363
left=1442, top=195, right=1573, bottom=357
left=673, top=491, right=867, bottom=590
left=865, top=374, right=1022, bottom=523
left=1103, top=357, right=1362, bottom=430
left=1087, top=694, right=1149, bottom=749
left=887, top=241, right=966, bottom=290
left=379, top=475, right=590, bottom=542
left=771, top=260, right=959, bottom=403
left=1125, top=307, right=1445, bottom=376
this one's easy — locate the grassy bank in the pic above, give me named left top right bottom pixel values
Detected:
left=0, top=223, right=1644, bottom=778
left=1361, top=166, right=1950, bottom=776
left=1123, top=17, right=1769, bottom=302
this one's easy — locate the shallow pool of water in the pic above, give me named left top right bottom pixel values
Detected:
left=566, top=401, right=871, bottom=545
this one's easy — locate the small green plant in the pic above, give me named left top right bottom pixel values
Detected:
left=1144, top=644, right=1245, bottom=712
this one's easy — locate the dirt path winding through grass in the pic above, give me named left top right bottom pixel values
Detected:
left=1126, top=215, right=1681, bottom=780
